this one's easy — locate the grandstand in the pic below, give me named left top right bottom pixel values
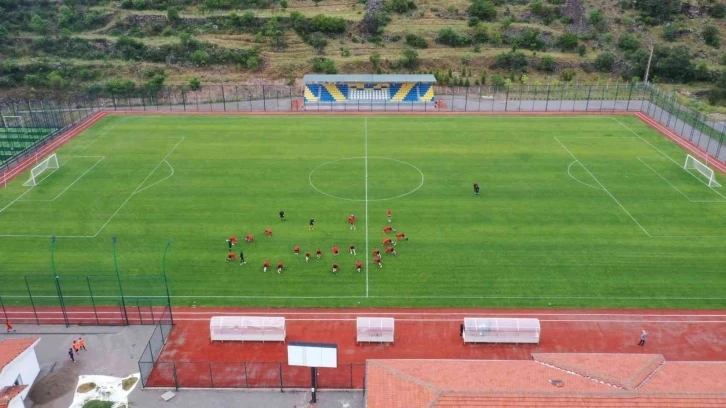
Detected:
left=303, top=74, right=436, bottom=104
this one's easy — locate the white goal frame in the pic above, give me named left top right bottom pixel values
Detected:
left=23, top=154, right=59, bottom=187
left=2, top=116, right=27, bottom=133
left=684, top=154, right=721, bottom=188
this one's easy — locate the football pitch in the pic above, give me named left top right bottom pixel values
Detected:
left=0, top=114, right=724, bottom=309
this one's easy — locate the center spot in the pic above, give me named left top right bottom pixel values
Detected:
left=309, top=157, right=424, bottom=201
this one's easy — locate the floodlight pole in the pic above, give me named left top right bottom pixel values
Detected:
left=162, top=240, right=174, bottom=324
left=112, top=236, right=130, bottom=325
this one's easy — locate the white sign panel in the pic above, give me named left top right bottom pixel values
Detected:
left=287, top=342, right=338, bottom=368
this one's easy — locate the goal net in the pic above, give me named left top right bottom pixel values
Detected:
left=684, top=154, right=722, bottom=188
left=2, top=116, right=28, bottom=135
left=23, top=154, right=59, bottom=187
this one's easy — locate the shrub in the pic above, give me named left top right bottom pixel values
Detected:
left=633, top=0, right=681, bottom=24
left=311, top=57, right=337, bottom=73
left=538, top=55, right=555, bottom=71
left=703, top=26, right=720, bottom=48
left=577, top=44, right=586, bottom=56
left=560, top=69, right=575, bottom=81
left=405, top=33, right=428, bottom=48
left=695, top=62, right=712, bottom=82
left=387, top=0, right=417, bottom=14
left=617, top=33, right=640, bottom=52
left=307, top=32, right=328, bottom=53
left=495, top=51, right=528, bottom=71
left=468, top=0, right=497, bottom=21
left=436, top=27, right=470, bottom=46
left=189, top=77, right=201, bottom=91
left=594, top=51, right=615, bottom=72
left=712, top=4, right=726, bottom=19
left=556, top=32, right=578, bottom=52
left=588, top=9, right=607, bottom=31
left=400, top=48, right=420, bottom=68
left=471, top=24, right=489, bottom=43
left=491, top=73, right=506, bottom=87
left=341, top=47, right=351, bottom=56
left=189, top=50, right=210, bottom=65
left=529, top=0, right=560, bottom=24
left=310, top=14, right=347, bottom=34
left=29, top=14, right=49, bottom=35
left=662, top=24, right=680, bottom=42
left=360, top=11, right=390, bottom=35
left=167, top=7, right=180, bottom=23
left=515, top=28, right=546, bottom=51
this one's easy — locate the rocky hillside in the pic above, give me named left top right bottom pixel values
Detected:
left=1, top=0, right=726, bottom=107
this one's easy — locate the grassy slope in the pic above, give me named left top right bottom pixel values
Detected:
left=0, top=114, right=724, bottom=308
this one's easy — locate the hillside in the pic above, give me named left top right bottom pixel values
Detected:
left=1, top=0, right=726, bottom=109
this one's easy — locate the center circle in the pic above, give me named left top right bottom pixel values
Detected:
left=309, top=157, right=424, bottom=202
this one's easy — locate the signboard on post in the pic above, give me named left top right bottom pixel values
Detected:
left=287, top=342, right=338, bottom=403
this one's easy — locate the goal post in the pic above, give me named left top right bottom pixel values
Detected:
left=23, top=154, right=59, bottom=187
left=684, top=154, right=722, bottom=188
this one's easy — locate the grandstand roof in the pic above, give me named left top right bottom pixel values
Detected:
left=302, top=74, right=436, bottom=84
left=366, top=354, right=726, bottom=408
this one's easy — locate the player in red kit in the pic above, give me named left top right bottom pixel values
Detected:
left=383, top=226, right=394, bottom=234
left=387, top=209, right=392, bottom=223
left=396, top=233, right=408, bottom=241
left=316, top=248, right=322, bottom=259
left=305, top=252, right=311, bottom=262
left=349, top=245, right=356, bottom=255
left=332, top=246, right=339, bottom=257
left=372, top=248, right=380, bottom=257
left=373, top=256, right=382, bottom=268
left=277, top=262, right=284, bottom=274
left=382, top=237, right=395, bottom=246
left=226, top=252, right=236, bottom=262
left=385, top=246, right=398, bottom=256
left=265, top=228, right=272, bottom=237
left=294, top=246, right=300, bottom=255
left=348, top=214, right=356, bottom=230
left=245, top=234, right=254, bottom=243
left=332, top=263, right=339, bottom=274
left=355, top=261, right=362, bottom=272
left=263, top=260, right=270, bottom=272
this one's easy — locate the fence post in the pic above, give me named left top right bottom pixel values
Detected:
left=279, top=363, right=284, bottom=392
left=24, top=276, right=40, bottom=325
left=262, top=85, right=267, bottom=111
left=585, top=85, right=592, bottom=111
left=504, top=88, right=509, bottom=111
left=350, top=363, right=353, bottom=389
left=244, top=362, right=249, bottom=388
left=545, top=85, right=550, bottom=112
left=181, top=86, right=187, bottom=111
left=148, top=340, right=155, bottom=362
left=86, top=277, right=99, bottom=325
left=612, top=83, right=620, bottom=112
left=0, top=296, right=7, bottom=324
left=173, top=363, right=179, bottom=391
left=209, top=362, right=215, bottom=388
left=625, top=83, right=633, bottom=111
left=464, top=86, right=469, bottom=111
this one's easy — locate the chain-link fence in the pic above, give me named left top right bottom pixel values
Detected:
left=138, top=305, right=173, bottom=387
left=140, top=359, right=365, bottom=390
left=1, top=82, right=725, bottom=175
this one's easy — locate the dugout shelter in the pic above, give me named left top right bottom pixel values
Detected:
left=303, top=74, right=436, bottom=104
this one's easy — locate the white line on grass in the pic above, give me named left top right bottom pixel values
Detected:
left=132, top=159, right=175, bottom=195
left=555, top=137, right=651, bottom=237
left=0, top=168, right=60, bottom=215
left=18, top=156, right=106, bottom=202
left=637, top=157, right=726, bottom=203
left=364, top=118, right=369, bottom=298
left=610, top=117, right=726, bottom=201
left=73, top=116, right=133, bottom=153
left=566, top=160, right=603, bottom=190
left=91, top=137, right=185, bottom=237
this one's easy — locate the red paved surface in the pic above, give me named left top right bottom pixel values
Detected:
left=137, top=308, right=726, bottom=388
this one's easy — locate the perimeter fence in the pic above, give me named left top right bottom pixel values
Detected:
left=139, top=359, right=366, bottom=391
left=1, top=82, right=725, bottom=172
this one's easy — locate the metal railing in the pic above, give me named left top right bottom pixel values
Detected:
left=138, top=305, right=174, bottom=387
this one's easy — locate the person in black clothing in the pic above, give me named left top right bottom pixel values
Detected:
left=473, top=183, right=480, bottom=196
left=239, top=251, right=246, bottom=265
left=460, top=323, right=464, bottom=337
left=309, top=218, right=315, bottom=231
left=279, top=210, right=286, bottom=221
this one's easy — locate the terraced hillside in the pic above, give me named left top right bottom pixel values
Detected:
left=2, top=0, right=726, bottom=107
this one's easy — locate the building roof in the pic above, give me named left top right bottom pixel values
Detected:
left=303, top=74, right=436, bottom=84
left=366, top=355, right=726, bottom=408
left=0, top=338, right=40, bottom=373
left=0, top=386, right=27, bottom=408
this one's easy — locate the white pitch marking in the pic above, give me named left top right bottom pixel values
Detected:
left=132, top=159, right=175, bottom=195
left=638, top=157, right=726, bottom=203
left=566, top=160, right=603, bottom=190
left=364, top=118, right=369, bottom=298
left=18, top=156, right=106, bottom=202
left=555, top=137, right=651, bottom=237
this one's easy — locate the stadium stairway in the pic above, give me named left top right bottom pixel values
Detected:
left=304, top=85, right=319, bottom=102
left=391, top=83, right=415, bottom=102
left=323, top=83, right=347, bottom=102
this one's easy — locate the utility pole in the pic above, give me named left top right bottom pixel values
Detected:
left=644, top=40, right=655, bottom=84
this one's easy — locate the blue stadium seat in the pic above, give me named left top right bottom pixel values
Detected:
left=319, top=86, right=335, bottom=102
left=389, top=83, right=402, bottom=99
left=403, top=84, right=420, bottom=102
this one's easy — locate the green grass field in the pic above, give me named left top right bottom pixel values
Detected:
left=0, top=114, right=725, bottom=309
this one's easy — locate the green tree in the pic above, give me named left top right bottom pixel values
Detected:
left=308, top=32, right=327, bottom=54
left=588, top=9, right=607, bottom=31
left=167, top=7, right=180, bottom=23
left=633, top=0, right=681, bottom=24
left=400, top=48, right=420, bottom=69
left=265, top=17, right=287, bottom=51
left=370, top=52, right=381, bottom=71
left=0, top=24, right=9, bottom=40
left=594, top=52, right=615, bottom=72
left=29, top=14, right=49, bottom=35
left=560, top=69, right=576, bottom=82
left=617, top=33, right=640, bottom=52
left=703, top=26, right=720, bottom=48
left=556, top=32, right=578, bottom=52
left=146, top=73, right=166, bottom=94
left=58, top=5, right=75, bottom=29
left=189, top=77, right=201, bottom=91
left=189, top=50, right=210, bottom=66
left=468, top=0, right=497, bottom=21
left=538, top=55, right=555, bottom=72
left=387, top=0, right=416, bottom=14
left=405, top=33, right=428, bottom=48
left=311, top=57, right=337, bottom=73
